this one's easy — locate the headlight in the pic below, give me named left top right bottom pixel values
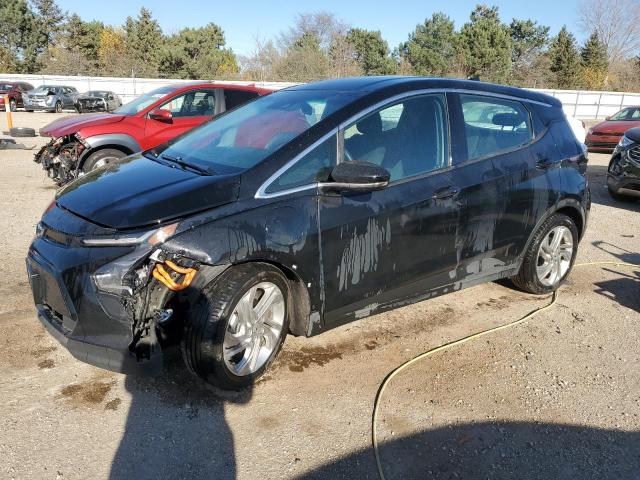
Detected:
left=81, top=222, right=179, bottom=247
left=618, top=135, right=634, bottom=148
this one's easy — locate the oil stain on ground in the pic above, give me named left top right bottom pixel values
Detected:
left=37, top=359, right=55, bottom=369
left=58, top=374, right=116, bottom=408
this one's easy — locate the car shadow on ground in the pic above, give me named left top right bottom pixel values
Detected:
left=296, top=421, right=640, bottom=479
left=591, top=240, right=640, bottom=313
left=586, top=164, right=640, bottom=210
left=108, top=345, right=247, bottom=480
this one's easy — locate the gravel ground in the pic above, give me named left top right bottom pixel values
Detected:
left=0, top=112, right=639, bottom=480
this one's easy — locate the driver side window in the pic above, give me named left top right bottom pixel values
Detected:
left=161, top=90, right=216, bottom=117
left=343, top=94, right=449, bottom=182
left=265, top=134, right=336, bottom=194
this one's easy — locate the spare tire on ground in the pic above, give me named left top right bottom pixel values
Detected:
left=9, top=127, right=36, bottom=137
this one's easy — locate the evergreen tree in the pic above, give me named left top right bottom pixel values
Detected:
left=124, top=8, right=164, bottom=77
left=459, top=5, right=512, bottom=83
left=580, top=32, right=609, bottom=89
left=402, top=13, right=459, bottom=77
left=549, top=26, right=581, bottom=89
left=159, top=23, right=237, bottom=79
left=346, top=28, right=395, bottom=75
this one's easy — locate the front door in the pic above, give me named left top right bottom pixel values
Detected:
left=319, top=93, right=461, bottom=324
left=143, top=89, right=218, bottom=149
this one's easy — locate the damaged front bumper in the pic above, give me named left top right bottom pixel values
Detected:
left=26, top=206, right=210, bottom=374
left=608, top=148, right=640, bottom=197
left=34, top=135, right=86, bottom=186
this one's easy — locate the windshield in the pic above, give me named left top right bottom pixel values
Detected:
left=156, top=89, right=356, bottom=175
left=0, top=84, right=14, bottom=91
left=113, top=86, right=176, bottom=115
left=610, top=107, right=640, bottom=121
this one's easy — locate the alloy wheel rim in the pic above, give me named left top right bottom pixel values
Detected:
left=536, top=226, right=573, bottom=287
left=223, top=281, right=285, bottom=376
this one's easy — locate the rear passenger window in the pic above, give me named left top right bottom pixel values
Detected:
left=225, top=89, right=259, bottom=110
left=460, top=94, right=532, bottom=160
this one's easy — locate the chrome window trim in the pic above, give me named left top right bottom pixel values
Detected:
left=254, top=87, right=552, bottom=199
left=254, top=128, right=338, bottom=199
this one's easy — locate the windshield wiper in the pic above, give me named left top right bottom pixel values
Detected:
left=160, top=153, right=213, bottom=176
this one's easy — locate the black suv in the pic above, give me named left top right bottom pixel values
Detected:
left=27, top=77, right=590, bottom=389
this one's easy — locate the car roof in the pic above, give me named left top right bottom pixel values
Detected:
left=287, top=76, right=561, bottom=107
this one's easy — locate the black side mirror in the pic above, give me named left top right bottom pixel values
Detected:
left=319, top=161, right=390, bottom=193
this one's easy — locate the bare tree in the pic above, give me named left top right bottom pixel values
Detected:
left=279, top=11, right=349, bottom=51
left=578, top=0, right=640, bottom=65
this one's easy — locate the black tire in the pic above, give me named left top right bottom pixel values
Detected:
left=9, top=127, right=36, bottom=137
left=81, top=148, right=127, bottom=172
left=75, top=104, right=82, bottom=114
left=511, top=213, right=579, bottom=294
left=25, top=109, right=33, bottom=113
left=608, top=186, right=637, bottom=203
left=182, top=263, right=290, bottom=390
left=9, top=99, right=16, bottom=111
left=54, top=101, right=62, bottom=113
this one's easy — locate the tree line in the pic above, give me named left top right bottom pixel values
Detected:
left=1, top=0, right=639, bottom=91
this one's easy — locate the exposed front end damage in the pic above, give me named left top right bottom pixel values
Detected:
left=26, top=204, right=229, bottom=373
left=34, top=134, right=86, bottom=186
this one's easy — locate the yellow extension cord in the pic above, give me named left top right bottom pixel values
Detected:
left=372, top=261, right=640, bottom=480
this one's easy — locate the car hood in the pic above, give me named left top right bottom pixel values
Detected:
left=591, top=120, right=640, bottom=135
left=40, top=112, right=126, bottom=137
left=56, top=155, right=240, bottom=229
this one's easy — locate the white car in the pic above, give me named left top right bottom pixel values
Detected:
left=566, top=115, right=587, bottom=144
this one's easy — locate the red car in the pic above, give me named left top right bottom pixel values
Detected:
left=585, top=106, right=640, bottom=152
left=35, top=82, right=276, bottom=185
left=0, top=81, right=34, bottom=111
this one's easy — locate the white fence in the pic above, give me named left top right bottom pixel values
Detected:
left=533, top=88, right=640, bottom=119
left=1, top=72, right=639, bottom=119
left=0, top=73, right=293, bottom=102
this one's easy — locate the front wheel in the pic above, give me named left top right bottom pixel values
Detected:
left=54, top=101, right=62, bottom=113
left=182, top=263, right=290, bottom=390
left=81, top=148, right=127, bottom=172
left=9, top=99, right=16, bottom=111
left=511, top=213, right=578, bottom=294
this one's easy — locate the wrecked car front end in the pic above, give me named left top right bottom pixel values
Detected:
left=34, top=134, right=87, bottom=185
left=608, top=129, right=640, bottom=199
left=27, top=203, right=185, bottom=371
left=76, top=96, right=108, bottom=113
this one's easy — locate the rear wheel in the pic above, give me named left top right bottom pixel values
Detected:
left=511, top=213, right=578, bottom=294
left=182, top=263, right=290, bottom=389
left=81, top=148, right=127, bottom=172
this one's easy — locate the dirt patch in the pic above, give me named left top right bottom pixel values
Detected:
left=105, top=398, right=122, bottom=411
left=30, top=346, right=57, bottom=358
left=37, top=359, right=55, bottom=369
left=58, top=374, right=116, bottom=408
left=278, top=345, right=343, bottom=372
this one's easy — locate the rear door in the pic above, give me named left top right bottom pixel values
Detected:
left=143, top=88, right=219, bottom=149
left=454, top=93, right=542, bottom=271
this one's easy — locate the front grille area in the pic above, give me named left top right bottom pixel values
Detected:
left=628, top=146, right=640, bottom=161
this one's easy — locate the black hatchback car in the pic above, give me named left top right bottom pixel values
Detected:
left=27, top=77, right=590, bottom=389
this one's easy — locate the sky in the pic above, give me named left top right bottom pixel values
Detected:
left=56, top=0, right=585, bottom=56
